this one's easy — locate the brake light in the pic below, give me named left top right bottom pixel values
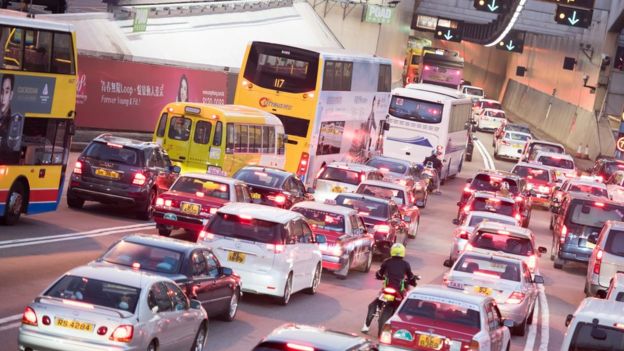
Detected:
left=297, top=152, right=310, bottom=176
left=467, top=339, right=480, bottom=351
left=560, top=225, right=568, bottom=244
left=156, top=197, right=164, bottom=206
left=594, top=202, right=605, bottom=207
left=266, top=243, right=285, bottom=253
left=110, top=325, right=134, bottom=342
left=21, top=306, right=37, bottom=326
left=515, top=213, right=522, bottom=221
left=360, top=172, right=366, bottom=183
left=379, top=325, right=392, bottom=344
left=132, top=173, right=146, bottom=186
left=210, top=207, right=217, bottom=214
left=593, top=249, right=603, bottom=275
left=73, top=161, right=82, bottom=175
left=528, top=255, right=537, bottom=271
left=286, top=343, right=315, bottom=351
left=374, top=224, right=390, bottom=233
left=506, top=291, right=526, bottom=304
left=383, top=287, right=397, bottom=294
left=268, top=194, right=287, bottom=205
left=515, top=196, right=523, bottom=202
left=457, top=230, right=469, bottom=240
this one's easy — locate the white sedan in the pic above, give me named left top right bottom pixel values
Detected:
left=494, top=131, right=531, bottom=160
left=477, top=108, right=506, bottom=132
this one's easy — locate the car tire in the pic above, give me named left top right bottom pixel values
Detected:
left=157, top=227, right=172, bottom=236
left=147, top=340, right=158, bottom=351
left=361, top=249, right=373, bottom=273
left=305, top=263, right=322, bottom=294
left=221, top=288, right=240, bottom=321
left=2, top=181, right=25, bottom=225
left=335, top=255, right=350, bottom=280
left=67, top=195, right=84, bottom=209
left=465, top=150, right=472, bottom=162
left=512, top=318, right=527, bottom=336
left=190, top=322, right=207, bottom=351
left=136, top=189, right=156, bottom=220
left=277, top=273, right=293, bottom=305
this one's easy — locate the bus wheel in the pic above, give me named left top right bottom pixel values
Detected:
left=2, top=182, right=26, bottom=225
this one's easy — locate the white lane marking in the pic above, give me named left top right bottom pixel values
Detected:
left=0, top=322, right=20, bottom=332
left=538, top=285, right=550, bottom=351
left=0, top=223, right=154, bottom=245
left=523, top=298, right=540, bottom=351
left=474, top=139, right=495, bottom=170
left=0, top=314, right=21, bottom=325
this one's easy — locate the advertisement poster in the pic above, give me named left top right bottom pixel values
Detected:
left=75, top=55, right=229, bottom=132
left=316, top=121, right=344, bottom=155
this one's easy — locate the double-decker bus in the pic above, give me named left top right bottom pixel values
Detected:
left=402, top=47, right=423, bottom=86
left=419, top=47, right=464, bottom=90
left=0, top=15, right=77, bottom=225
left=234, top=41, right=392, bottom=185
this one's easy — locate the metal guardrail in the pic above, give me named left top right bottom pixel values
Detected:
left=109, top=0, right=294, bottom=19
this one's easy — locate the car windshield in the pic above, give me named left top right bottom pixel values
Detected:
left=356, top=184, right=405, bottom=205
left=487, top=111, right=505, bottom=118
left=366, top=158, right=407, bottom=175
left=207, top=213, right=285, bottom=244
left=605, top=230, right=624, bottom=258
left=513, top=166, right=550, bottom=182
left=471, top=198, right=515, bottom=216
left=538, top=156, right=574, bottom=169
left=568, top=201, right=624, bottom=228
left=319, top=167, right=362, bottom=185
left=471, top=174, right=519, bottom=194
left=171, top=176, right=230, bottom=200
left=465, top=87, right=484, bottom=96
left=101, top=240, right=183, bottom=274
left=569, top=322, right=624, bottom=351
left=454, top=254, right=522, bottom=282
left=568, top=184, right=607, bottom=198
left=468, top=215, right=517, bottom=227
left=398, top=297, right=481, bottom=329
left=234, top=169, right=286, bottom=188
left=291, top=208, right=345, bottom=233
left=482, top=101, right=502, bottom=110
left=335, top=195, right=388, bottom=219
left=506, top=125, right=531, bottom=134
left=84, top=141, right=141, bottom=166
left=505, top=133, right=530, bottom=142
left=471, top=231, right=534, bottom=256
left=45, top=275, right=140, bottom=313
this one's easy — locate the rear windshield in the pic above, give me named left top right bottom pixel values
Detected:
left=465, top=87, right=483, bottom=96
left=530, top=143, right=564, bottom=155
left=207, top=213, right=285, bottom=244
left=567, top=201, right=624, bottom=229
left=102, top=240, right=183, bottom=274
left=366, top=158, right=408, bottom=175
left=569, top=322, right=624, bottom=351
left=291, top=208, right=345, bottom=233
left=234, top=169, right=286, bottom=188
left=357, top=184, right=405, bottom=205
left=505, top=133, right=530, bottom=142
left=389, top=96, right=443, bottom=124
left=512, top=166, right=550, bottom=182
left=506, top=125, right=531, bottom=134
left=398, top=298, right=481, bottom=329
left=454, top=254, right=521, bottom=282
left=84, top=141, right=141, bottom=167
left=567, top=184, right=607, bottom=198
left=171, top=176, right=230, bottom=200
left=486, top=111, right=505, bottom=118
left=468, top=215, right=517, bottom=227
left=335, top=195, right=388, bottom=219
left=471, top=198, right=515, bottom=217
left=319, top=167, right=362, bottom=186
left=471, top=231, right=534, bottom=256
left=538, top=156, right=574, bottom=170
left=481, top=101, right=502, bottom=110
left=471, top=174, right=519, bottom=194
left=605, top=229, right=624, bottom=258
left=45, top=275, right=140, bottom=313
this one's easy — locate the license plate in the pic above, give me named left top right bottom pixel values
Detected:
left=95, top=168, right=120, bottom=179
left=180, top=202, right=200, bottom=215
left=586, top=241, right=596, bottom=249
left=331, top=186, right=343, bottom=193
left=54, top=317, right=94, bottom=333
left=251, top=193, right=261, bottom=200
left=473, top=286, right=492, bottom=296
left=227, top=251, right=246, bottom=264
left=513, top=144, right=522, bottom=148
left=418, top=335, right=443, bottom=349
left=164, top=213, right=177, bottom=221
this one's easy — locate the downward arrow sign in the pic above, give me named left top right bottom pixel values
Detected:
left=568, top=10, right=580, bottom=25
left=506, top=40, right=515, bottom=51
left=487, top=0, right=499, bottom=12
left=444, top=30, right=453, bottom=40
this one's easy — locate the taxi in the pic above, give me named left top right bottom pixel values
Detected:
left=533, top=151, right=576, bottom=182
left=355, top=180, right=421, bottom=238
left=605, top=170, right=624, bottom=202
left=291, top=201, right=374, bottom=279
left=493, top=130, right=531, bottom=161
left=312, top=162, right=384, bottom=203
left=445, top=252, right=543, bottom=336
left=476, top=108, right=506, bottom=132
left=561, top=298, right=624, bottom=351
left=605, top=272, right=624, bottom=301
left=445, top=211, right=519, bottom=266
left=366, top=155, right=429, bottom=208
left=457, top=191, right=521, bottom=226
left=153, top=173, right=251, bottom=237
left=232, top=166, right=313, bottom=209
left=466, top=222, right=547, bottom=274
left=379, top=285, right=513, bottom=351
left=473, top=99, right=502, bottom=119
left=511, top=162, right=557, bottom=208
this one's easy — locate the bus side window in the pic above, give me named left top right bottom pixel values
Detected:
left=238, top=125, right=248, bottom=153
left=213, top=121, right=223, bottom=146
left=169, top=116, right=191, bottom=141
left=193, top=121, right=212, bottom=145
left=24, top=29, right=52, bottom=73
left=1, top=26, right=23, bottom=70
left=225, top=123, right=234, bottom=154
left=267, top=127, right=276, bottom=153
left=249, top=125, right=260, bottom=153
left=51, top=32, right=75, bottom=75
left=156, top=113, right=168, bottom=137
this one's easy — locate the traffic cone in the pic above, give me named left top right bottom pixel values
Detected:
left=583, top=144, right=590, bottom=160
left=576, top=144, right=583, bottom=158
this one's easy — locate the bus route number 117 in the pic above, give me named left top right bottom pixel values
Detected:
left=274, top=79, right=285, bottom=88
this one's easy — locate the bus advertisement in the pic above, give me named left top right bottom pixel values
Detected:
left=234, top=41, right=392, bottom=185
left=419, top=47, right=464, bottom=90
left=0, top=16, right=77, bottom=224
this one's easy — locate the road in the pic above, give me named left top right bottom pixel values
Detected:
left=0, top=132, right=587, bottom=350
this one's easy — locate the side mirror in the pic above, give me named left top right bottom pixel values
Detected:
left=170, top=165, right=181, bottom=173
left=538, top=246, right=548, bottom=254
left=190, top=299, right=202, bottom=310
left=565, top=314, right=573, bottom=327
left=306, top=187, right=315, bottom=194
left=503, top=319, right=515, bottom=328
left=452, top=219, right=460, bottom=225
left=533, top=275, right=545, bottom=284
left=316, top=234, right=327, bottom=244
left=220, top=267, right=233, bottom=276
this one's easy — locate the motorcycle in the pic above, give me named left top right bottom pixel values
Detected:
left=372, top=270, right=419, bottom=336
left=421, top=162, right=438, bottom=194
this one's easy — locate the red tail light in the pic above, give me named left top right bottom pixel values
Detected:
left=515, top=213, right=522, bottom=221
left=155, top=197, right=164, bottom=206
left=506, top=291, right=526, bottom=304
left=73, top=161, right=82, bottom=175
left=297, top=152, right=310, bottom=176
left=268, top=194, right=286, bottom=205
left=594, top=202, right=605, bottom=207
left=21, top=306, right=37, bottom=326
left=286, top=343, right=315, bottom=351
left=457, top=231, right=469, bottom=240
left=132, top=173, right=146, bottom=186
left=463, top=205, right=471, bottom=213
left=97, top=326, right=108, bottom=335
left=593, top=249, right=603, bottom=275
left=560, top=225, right=568, bottom=244
left=266, top=243, right=285, bottom=253
left=360, top=172, right=366, bottom=183
left=383, top=287, right=397, bottom=294
left=110, top=325, right=134, bottom=342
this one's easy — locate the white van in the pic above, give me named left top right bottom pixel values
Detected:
left=311, top=162, right=383, bottom=203
left=561, top=297, right=624, bottom=351
left=586, top=221, right=624, bottom=298
left=201, top=203, right=322, bottom=305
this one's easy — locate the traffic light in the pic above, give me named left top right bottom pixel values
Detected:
left=473, top=0, right=507, bottom=14
left=554, top=5, right=593, bottom=28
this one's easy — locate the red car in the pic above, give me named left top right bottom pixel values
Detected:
left=511, top=162, right=557, bottom=208
left=153, top=173, right=251, bottom=238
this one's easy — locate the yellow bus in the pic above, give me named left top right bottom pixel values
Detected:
left=234, top=41, right=392, bottom=185
left=0, top=15, right=77, bottom=225
left=403, top=47, right=423, bottom=86
left=153, top=102, right=286, bottom=175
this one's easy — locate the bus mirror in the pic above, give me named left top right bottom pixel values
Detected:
left=68, top=121, right=76, bottom=136
left=383, top=121, right=390, bottom=131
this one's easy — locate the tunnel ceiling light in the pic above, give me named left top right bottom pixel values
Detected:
left=484, top=0, right=527, bottom=47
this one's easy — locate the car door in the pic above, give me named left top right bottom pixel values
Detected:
left=486, top=302, right=504, bottom=351
left=164, top=115, right=192, bottom=164
left=186, top=250, right=215, bottom=311
left=146, top=282, right=177, bottom=350
left=297, top=220, right=317, bottom=289
left=163, top=281, right=198, bottom=349
left=345, top=214, right=361, bottom=265
left=203, top=249, right=233, bottom=315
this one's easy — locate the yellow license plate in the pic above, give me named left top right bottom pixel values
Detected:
left=251, top=193, right=261, bottom=200
left=586, top=241, right=596, bottom=249
left=54, top=317, right=94, bottom=333
left=417, top=335, right=443, bottom=349
left=474, top=286, right=492, bottom=296
left=331, top=186, right=343, bottom=193
left=95, top=168, right=120, bottom=179
left=180, top=202, right=200, bottom=215
left=227, top=251, right=246, bottom=264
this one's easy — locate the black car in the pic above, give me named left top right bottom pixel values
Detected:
left=67, top=134, right=179, bottom=219
left=253, top=324, right=378, bottom=351
left=333, top=193, right=407, bottom=257
left=233, top=165, right=313, bottom=209
left=591, top=157, right=624, bottom=182
left=94, top=234, right=242, bottom=321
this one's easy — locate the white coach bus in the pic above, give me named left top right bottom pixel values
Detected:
left=382, top=83, right=473, bottom=181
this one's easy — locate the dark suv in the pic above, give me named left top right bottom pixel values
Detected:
left=67, top=134, right=179, bottom=219
left=590, top=157, right=624, bottom=182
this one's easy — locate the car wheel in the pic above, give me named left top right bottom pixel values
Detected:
left=67, top=195, right=84, bottom=209
left=506, top=342, right=510, bottom=351
left=512, top=318, right=527, bottom=336
left=222, top=289, right=240, bottom=321
left=305, top=263, right=322, bottom=294
left=158, top=227, right=172, bottom=236
left=584, top=282, right=591, bottom=297
left=2, top=182, right=25, bottom=225
left=553, top=257, right=565, bottom=270
left=335, top=255, right=350, bottom=280
left=277, top=273, right=292, bottom=305
left=147, top=340, right=158, bottom=351
left=191, top=322, right=207, bottom=351
left=361, top=249, right=373, bottom=273
left=137, top=189, right=156, bottom=220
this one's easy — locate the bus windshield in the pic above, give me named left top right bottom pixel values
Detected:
left=389, top=96, right=443, bottom=124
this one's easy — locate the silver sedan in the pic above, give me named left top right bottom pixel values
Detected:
left=18, top=264, right=208, bottom=351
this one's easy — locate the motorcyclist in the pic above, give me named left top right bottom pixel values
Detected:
left=361, top=243, right=415, bottom=333
left=423, top=150, right=443, bottom=195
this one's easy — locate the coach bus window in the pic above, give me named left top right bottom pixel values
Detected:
left=323, top=61, right=353, bottom=91
left=213, top=121, right=223, bottom=147
left=51, top=32, right=75, bottom=75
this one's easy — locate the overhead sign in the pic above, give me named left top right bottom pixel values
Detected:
left=540, top=0, right=594, bottom=9
left=617, top=137, right=624, bottom=153
left=413, top=14, right=438, bottom=31
left=473, top=0, right=507, bottom=14
left=363, top=4, right=394, bottom=24
left=554, top=5, right=592, bottom=28
left=495, top=30, right=525, bottom=54
left=434, top=25, right=463, bottom=43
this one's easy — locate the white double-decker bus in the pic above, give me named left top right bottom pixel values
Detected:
left=382, top=83, right=472, bottom=180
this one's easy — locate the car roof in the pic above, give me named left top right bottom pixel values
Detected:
left=368, top=155, right=414, bottom=167
left=237, top=165, right=293, bottom=177
left=565, top=178, right=606, bottom=188
left=335, top=193, right=391, bottom=205
left=503, top=130, right=532, bottom=137
left=572, top=297, right=624, bottom=324
left=408, top=285, right=490, bottom=307
left=534, top=151, right=573, bottom=160
left=472, top=191, right=515, bottom=202
left=260, top=324, right=371, bottom=349
left=92, top=134, right=158, bottom=150
left=475, top=222, right=533, bottom=238
left=291, top=201, right=357, bottom=216
left=327, top=162, right=379, bottom=173
left=120, top=234, right=202, bottom=253
left=514, top=162, right=551, bottom=170
left=358, top=179, right=407, bottom=191
left=217, top=203, right=302, bottom=224
left=67, top=264, right=165, bottom=289
left=179, top=173, right=243, bottom=186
